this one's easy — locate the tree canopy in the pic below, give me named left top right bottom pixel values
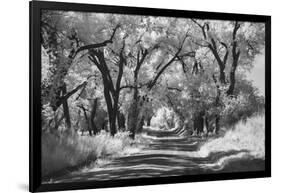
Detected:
left=41, top=11, right=265, bottom=138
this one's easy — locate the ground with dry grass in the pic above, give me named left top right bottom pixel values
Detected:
left=42, top=114, right=265, bottom=183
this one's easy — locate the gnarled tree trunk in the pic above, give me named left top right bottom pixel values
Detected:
left=90, top=98, right=99, bottom=135
left=193, top=111, right=204, bottom=135
left=61, top=83, right=72, bottom=132
left=227, top=22, right=241, bottom=96
left=146, top=115, right=152, bottom=127
left=128, top=85, right=139, bottom=139
left=117, top=110, right=126, bottom=131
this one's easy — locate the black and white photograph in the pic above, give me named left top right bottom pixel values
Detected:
left=39, top=8, right=267, bottom=184
left=1, top=0, right=280, bottom=192
left=23, top=1, right=273, bottom=191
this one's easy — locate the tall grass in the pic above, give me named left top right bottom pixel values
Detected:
left=42, top=131, right=139, bottom=177
left=198, top=114, right=265, bottom=159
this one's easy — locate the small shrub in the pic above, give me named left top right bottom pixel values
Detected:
left=221, top=92, right=264, bottom=127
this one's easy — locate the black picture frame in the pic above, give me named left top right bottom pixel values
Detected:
left=29, top=1, right=271, bottom=192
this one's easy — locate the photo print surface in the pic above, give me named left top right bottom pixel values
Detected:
left=41, top=10, right=266, bottom=184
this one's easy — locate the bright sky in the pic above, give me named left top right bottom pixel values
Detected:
left=247, top=49, right=265, bottom=96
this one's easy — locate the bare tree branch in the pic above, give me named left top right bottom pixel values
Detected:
left=74, top=24, right=121, bottom=57
left=167, top=86, right=182, bottom=92
left=191, top=19, right=207, bottom=39
left=120, top=83, right=149, bottom=91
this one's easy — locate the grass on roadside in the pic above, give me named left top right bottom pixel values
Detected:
left=42, top=130, right=143, bottom=177
left=198, top=114, right=265, bottom=159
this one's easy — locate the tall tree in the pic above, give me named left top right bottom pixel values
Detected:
left=41, top=11, right=91, bottom=133
left=190, top=19, right=264, bottom=132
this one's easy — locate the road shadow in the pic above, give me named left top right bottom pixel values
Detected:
left=47, top=127, right=265, bottom=183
